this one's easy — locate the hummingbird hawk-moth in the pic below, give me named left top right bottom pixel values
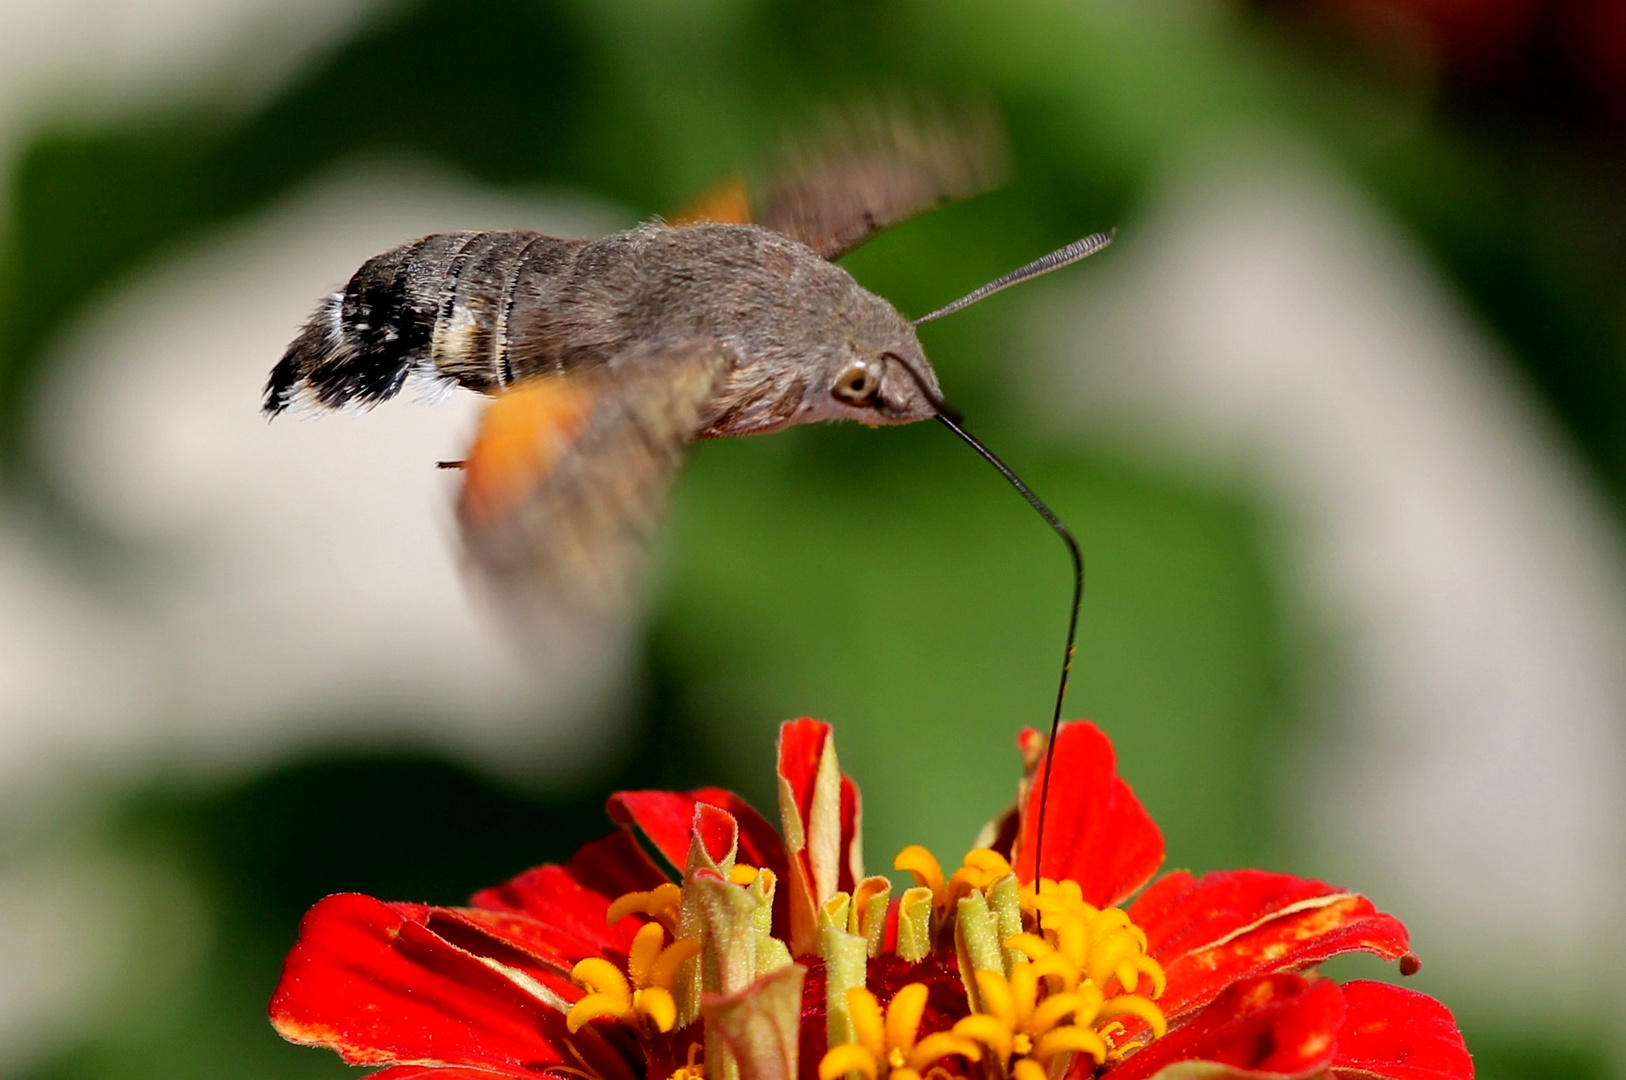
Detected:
left=265, top=102, right=1112, bottom=871
left=265, top=104, right=1105, bottom=609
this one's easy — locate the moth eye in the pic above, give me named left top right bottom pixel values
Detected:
left=832, top=361, right=881, bottom=406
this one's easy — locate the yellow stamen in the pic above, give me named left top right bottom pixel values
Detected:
left=973, top=970, right=1016, bottom=1029
left=1088, top=907, right=1135, bottom=938
left=822, top=982, right=953, bottom=1080
left=847, top=987, right=886, bottom=1059
left=1008, top=964, right=1040, bottom=1023
left=906, top=1033, right=981, bottom=1071
left=893, top=846, right=945, bottom=896
left=1035, top=1025, right=1107, bottom=1065
left=1016, top=880, right=1165, bottom=1016
left=1053, top=880, right=1084, bottom=902
left=1029, top=991, right=1088, bottom=1036
left=820, top=1043, right=877, bottom=1080
left=1097, top=995, right=1167, bottom=1040
left=570, top=957, right=631, bottom=1007
left=1054, top=918, right=1087, bottom=971
left=568, top=955, right=639, bottom=1033
left=606, top=882, right=683, bottom=927
left=1071, top=981, right=1105, bottom=1027
left=949, top=849, right=1014, bottom=894
left=649, top=937, right=701, bottom=990
left=729, top=864, right=759, bottom=886
left=567, top=932, right=697, bottom=1036
left=1030, top=951, right=1079, bottom=990
left=635, top=986, right=677, bottom=1033
left=964, top=849, right=1013, bottom=874
left=1088, top=928, right=1142, bottom=989
left=1003, top=933, right=1052, bottom=961
left=566, top=993, right=628, bottom=1033
left=884, top=984, right=929, bottom=1054
left=952, top=1014, right=1014, bottom=1060
left=1132, top=954, right=1167, bottom=999
left=626, top=922, right=666, bottom=989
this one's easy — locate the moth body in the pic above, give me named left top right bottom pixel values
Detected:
left=265, top=222, right=940, bottom=436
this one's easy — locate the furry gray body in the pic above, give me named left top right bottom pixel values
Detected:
left=265, top=221, right=941, bottom=434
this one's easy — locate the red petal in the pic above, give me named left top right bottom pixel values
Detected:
left=839, top=773, right=862, bottom=895
left=603, top=794, right=749, bottom=884
left=419, top=907, right=600, bottom=993
left=1332, top=981, right=1473, bottom=1080
left=777, top=719, right=866, bottom=955
left=565, top=828, right=671, bottom=896
left=607, top=789, right=787, bottom=877
left=469, top=833, right=667, bottom=968
left=1103, top=974, right=1344, bottom=1080
left=776, top=723, right=861, bottom=892
left=1011, top=721, right=1164, bottom=906
left=777, top=719, right=829, bottom=828
left=468, top=866, right=639, bottom=966
left=606, top=790, right=706, bottom=870
left=1129, top=870, right=1411, bottom=1021
left=694, top=802, right=740, bottom=867
left=270, top=894, right=627, bottom=1079
left=370, top=1069, right=526, bottom=1080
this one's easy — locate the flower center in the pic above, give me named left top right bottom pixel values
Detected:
left=907, top=849, right=1170, bottom=1073
left=588, top=843, right=1167, bottom=1080
left=817, top=983, right=982, bottom=1080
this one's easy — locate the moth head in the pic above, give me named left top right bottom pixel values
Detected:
left=820, top=291, right=942, bottom=425
left=827, top=347, right=941, bottom=424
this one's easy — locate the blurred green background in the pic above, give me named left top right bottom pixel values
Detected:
left=1, top=2, right=1623, bottom=1080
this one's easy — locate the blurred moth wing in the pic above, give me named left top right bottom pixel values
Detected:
left=457, top=338, right=732, bottom=616
left=677, top=99, right=1010, bottom=259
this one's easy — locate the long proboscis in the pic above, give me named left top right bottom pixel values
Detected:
left=936, top=414, right=1082, bottom=883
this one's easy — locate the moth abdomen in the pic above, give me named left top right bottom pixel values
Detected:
left=263, top=229, right=581, bottom=416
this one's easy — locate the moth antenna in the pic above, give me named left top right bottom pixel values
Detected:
left=935, top=413, right=1081, bottom=884
left=912, top=230, right=1115, bottom=325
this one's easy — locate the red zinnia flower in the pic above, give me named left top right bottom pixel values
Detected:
left=270, top=719, right=1473, bottom=1080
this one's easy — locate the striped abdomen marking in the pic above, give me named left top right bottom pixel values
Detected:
left=263, top=230, right=582, bottom=415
